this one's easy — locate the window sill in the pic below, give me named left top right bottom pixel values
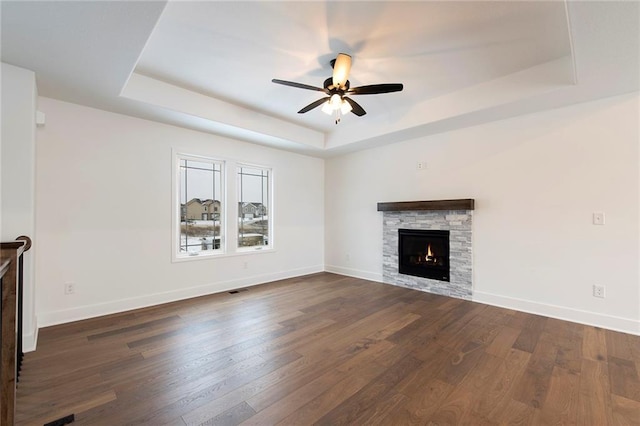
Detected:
left=172, top=247, right=275, bottom=263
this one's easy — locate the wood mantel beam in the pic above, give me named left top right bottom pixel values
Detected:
left=377, top=199, right=474, bottom=212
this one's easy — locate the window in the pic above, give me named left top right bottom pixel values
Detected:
left=176, top=155, right=224, bottom=258
left=238, top=165, right=271, bottom=250
left=173, top=153, right=273, bottom=260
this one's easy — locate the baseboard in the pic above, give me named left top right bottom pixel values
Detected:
left=34, top=267, right=638, bottom=346
left=473, top=290, right=640, bottom=336
left=322, top=268, right=639, bottom=335
left=37, top=265, right=324, bottom=328
left=324, top=264, right=383, bottom=283
left=22, top=319, right=39, bottom=352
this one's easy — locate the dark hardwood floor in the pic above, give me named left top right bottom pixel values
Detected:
left=16, top=273, right=640, bottom=425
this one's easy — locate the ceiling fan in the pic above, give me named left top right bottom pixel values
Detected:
left=272, top=53, right=403, bottom=124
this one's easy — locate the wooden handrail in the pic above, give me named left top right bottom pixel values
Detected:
left=1, top=236, right=31, bottom=426
left=0, top=259, right=10, bottom=280
left=0, top=242, right=26, bottom=255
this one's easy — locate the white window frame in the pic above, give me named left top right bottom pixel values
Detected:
left=172, top=151, right=226, bottom=262
left=236, top=163, right=274, bottom=253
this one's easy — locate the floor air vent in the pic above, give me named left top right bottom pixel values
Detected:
left=44, top=414, right=75, bottom=426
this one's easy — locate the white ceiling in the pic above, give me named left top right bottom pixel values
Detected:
left=2, top=1, right=638, bottom=157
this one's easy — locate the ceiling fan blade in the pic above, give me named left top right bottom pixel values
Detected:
left=272, top=79, right=327, bottom=93
left=298, top=97, right=331, bottom=114
left=348, top=83, right=404, bottom=95
left=343, top=97, right=366, bottom=116
left=332, top=53, right=352, bottom=88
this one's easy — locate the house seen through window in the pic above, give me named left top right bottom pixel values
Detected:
left=178, top=157, right=223, bottom=256
left=238, top=166, right=271, bottom=249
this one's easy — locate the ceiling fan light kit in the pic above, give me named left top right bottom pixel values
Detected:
left=332, top=53, right=352, bottom=89
left=272, top=52, right=403, bottom=124
left=321, top=93, right=352, bottom=124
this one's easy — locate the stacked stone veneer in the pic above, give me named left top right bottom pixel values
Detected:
left=383, top=210, right=473, bottom=299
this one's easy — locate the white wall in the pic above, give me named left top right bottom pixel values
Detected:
left=29, top=91, right=640, bottom=336
left=325, top=93, right=640, bottom=335
left=1, top=63, right=38, bottom=350
left=35, top=97, right=324, bottom=326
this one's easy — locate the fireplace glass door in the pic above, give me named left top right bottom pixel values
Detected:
left=398, top=229, right=450, bottom=281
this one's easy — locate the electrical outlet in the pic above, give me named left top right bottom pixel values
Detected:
left=593, top=285, right=605, bottom=298
left=64, top=282, right=75, bottom=295
left=416, top=162, right=427, bottom=170
left=345, top=253, right=350, bottom=262
left=243, top=261, right=248, bottom=269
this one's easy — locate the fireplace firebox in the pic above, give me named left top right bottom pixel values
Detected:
left=398, top=229, right=450, bottom=282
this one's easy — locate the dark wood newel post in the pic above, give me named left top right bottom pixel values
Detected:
left=1, top=235, right=32, bottom=426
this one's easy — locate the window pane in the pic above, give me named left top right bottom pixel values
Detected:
left=178, top=157, right=223, bottom=256
left=238, top=166, right=270, bottom=248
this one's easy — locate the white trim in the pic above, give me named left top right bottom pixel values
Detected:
left=37, top=265, right=324, bottom=327
left=171, top=247, right=277, bottom=263
left=562, top=0, right=578, bottom=85
left=22, top=318, right=39, bottom=352
left=324, top=264, right=640, bottom=335
left=235, top=246, right=275, bottom=254
left=324, top=264, right=383, bottom=283
left=29, top=270, right=639, bottom=350
left=172, top=150, right=227, bottom=262
left=473, top=290, right=640, bottom=336
left=236, top=162, right=273, bottom=251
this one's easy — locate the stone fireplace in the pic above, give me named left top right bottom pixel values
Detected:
left=378, top=199, right=474, bottom=300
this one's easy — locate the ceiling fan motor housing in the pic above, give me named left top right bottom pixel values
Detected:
left=323, top=77, right=350, bottom=93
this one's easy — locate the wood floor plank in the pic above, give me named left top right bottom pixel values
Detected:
left=384, top=378, right=454, bottom=424
left=429, top=352, right=503, bottom=424
left=29, top=390, right=117, bottom=426
left=436, top=340, right=485, bottom=386
left=486, top=325, right=521, bottom=358
left=313, top=354, right=423, bottom=425
left=274, top=362, right=382, bottom=425
left=244, top=357, right=383, bottom=425
left=396, top=343, right=451, bottom=394
left=198, top=401, right=256, bottom=426
left=98, top=350, right=302, bottom=425
left=184, top=324, right=396, bottom=424
left=533, top=365, right=580, bottom=425
left=487, top=398, right=536, bottom=425
left=512, top=326, right=542, bottom=353
left=348, top=390, right=408, bottom=426
left=471, top=348, right=531, bottom=421
left=512, top=337, right=558, bottom=408
left=138, top=317, right=286, bottom=360
left=181, top=348, right=344, bottom=425
left=608, top=356, right=640, bottom=402
left=243, top=359, right=351, bottom=419
left=334, top=339, right=397, bottom=375
left=14, top=272, right=640, bottom=426
left=611, top=394, right=640, bottom=426
left=87, top=315, right=182, bottom=341
left=607, top=328, right=636, bottom=360
left=577, top=358, right=614, bottom=425
left=189, top=325, right=392, bottom=424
